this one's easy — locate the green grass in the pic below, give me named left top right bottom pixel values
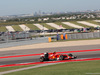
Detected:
left=70, top=21, right=91, bottom=28
left=40, top=23, right=56, bottom=29
left=26, top=24, right=40, bottom=30
left=0, top=65, right=35, bottom=72
left=5, top=61, right=100, bottom=75
left=0, top=20, right=100, bottom=32
left=0, top=22, right=25, bottom=26
left=12, top=25, right=23, bottom=31
left=55, top=22, right=74, bottom=29
left=0, top=26, right=7, bottom=32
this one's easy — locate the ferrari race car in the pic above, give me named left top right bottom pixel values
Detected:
left=40, top=52, right=77, bottom=62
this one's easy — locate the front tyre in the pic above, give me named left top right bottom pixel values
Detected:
left=40, top=57, right=44, bottom=62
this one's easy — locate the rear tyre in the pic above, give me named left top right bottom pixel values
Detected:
left=40, top=57, right=44, bottom=62
left=59, top=55, right=64, bottom=60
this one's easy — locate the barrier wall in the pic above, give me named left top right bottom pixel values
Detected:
left=56, top=32, right=100, bottom=40
left=0, top=37, right=48, bottom=48
left=0, top=32, right=30, bottom=41
left=69, top=32, right=100, bottom=40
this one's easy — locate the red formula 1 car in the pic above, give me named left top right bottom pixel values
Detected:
left=39, top=52, right=77, bottom=62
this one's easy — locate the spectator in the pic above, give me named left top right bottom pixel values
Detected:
left=56, top=32, right=59, bottom=41
left=63, top=32, right=66, bottom=40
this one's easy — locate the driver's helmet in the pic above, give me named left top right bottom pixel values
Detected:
left=44, top=52, right=48, bottom=55
left=44, top=52, right=47, bottom=55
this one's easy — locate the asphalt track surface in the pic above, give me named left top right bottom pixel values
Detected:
left=0, top=44, right=100, bottom=65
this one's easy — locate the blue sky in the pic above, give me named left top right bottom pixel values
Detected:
left=0, top=0, right=100, bottom=16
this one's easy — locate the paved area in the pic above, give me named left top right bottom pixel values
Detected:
left=62, top=22, right=84, bottom=28
left=34, top=24, right=48, bottom=30
left=46, top=23, right=65, bottom=29
left=94, top=20, right=100, bottom=22
left=19, top=25, right=30, bottom=31
left=0, top=51, right=100, bottom=65
left=6, top=26, right=15, bottom=32
left=0, top=39, right=100, bottom=51
left=77, top=21, right=100, bottom=27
